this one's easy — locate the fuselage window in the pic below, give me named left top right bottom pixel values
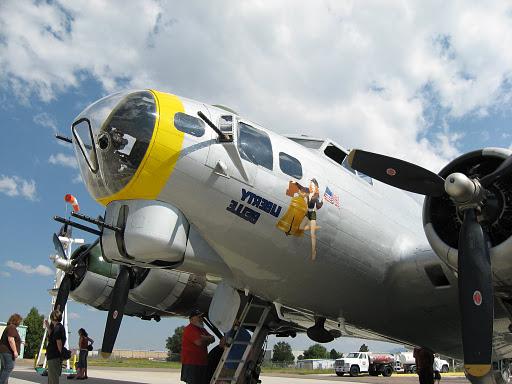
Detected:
left=324, top=144, right=346, bottom=165
left=341, top=156, right=357, bottom=175
left=174, top=112, right=205, bottom=137
left=238, top=122, right=273, bottom=170
left=279, top=152, right=302, bottom=179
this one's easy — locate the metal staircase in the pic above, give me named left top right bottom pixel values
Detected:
left=211, top=297, right=272, bottom=384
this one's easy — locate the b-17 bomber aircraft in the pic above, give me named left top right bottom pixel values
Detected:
left=50, top=89, right=512, bottom=384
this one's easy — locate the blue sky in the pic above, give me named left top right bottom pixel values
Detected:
left=0, top=1, right=511, bottom=353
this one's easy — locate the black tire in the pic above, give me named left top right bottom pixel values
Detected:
left=336, top=372, right=344, bottom=377
left=369, top=371, right=380, bottom=376
left=382, top=366, right=393, bottom=377
left=349, top=365, right=360, bottom=377
left=411, top=365, right=417, bottom=374
left=441, top=365, right=449, bottom=373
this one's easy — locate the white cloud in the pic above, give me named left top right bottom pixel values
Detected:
left=0, top=271, right=11, bottom=278
left=1, top=1, right=511, bottom=167
left=68, top=312, right=80, bottom=320
left=48, top=153, right=78, bottom=169
left=33, top=112, right=58, bottom=133
left=5, top=260, right=53, bottom=276
left=0, top=175, right=37, bottom=201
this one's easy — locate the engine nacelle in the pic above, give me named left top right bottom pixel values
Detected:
left=423, top=148, right=512, bottom=280
left=128, top=269, right=216, bottom=315
left=102, top=200, right=189, bottom=268
left=101, top=199, right=232, bottom=277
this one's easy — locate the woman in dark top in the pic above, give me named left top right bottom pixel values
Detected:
left=0, top=313, right=23, bottom=384
left=45, top=309, right=66, bottom=384
left=76, top=328, right=93, bottom=380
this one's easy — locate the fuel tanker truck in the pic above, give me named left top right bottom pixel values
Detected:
left=334, top=352, right=395, bottom=377
left=394, top=352, right=450, bottom=374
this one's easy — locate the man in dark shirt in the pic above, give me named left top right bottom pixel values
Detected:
left=45, top=310, right=67, bottom=384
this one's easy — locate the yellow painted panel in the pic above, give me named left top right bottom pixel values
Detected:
left=465, top=364, right=491, bottom=377
left=97, top=90, right=185, bottom=205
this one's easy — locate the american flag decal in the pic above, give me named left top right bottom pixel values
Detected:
left=324, top=187, right=340, bottom=208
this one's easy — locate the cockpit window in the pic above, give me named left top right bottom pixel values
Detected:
left=174, top=112, right=205, bottom=137
left=238, top=122, right=273, bottom=170
left=72, top=90, right=157, bottom=199
left=72, top=118, right=98, bottom=173
left=324, top=144, right=347, bottom=165
left=279, top=152, right=302, bottom=179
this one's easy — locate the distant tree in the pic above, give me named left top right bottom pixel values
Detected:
left=330, top=348, right=342, bottom=359
left=166, top=326, right=184, bottom=361
left=272, top=341, right=295, bottom=363
left=359, top=343, right=369, bottom=352
left=24, top=307, right=45, bottom=358
left=303, top=344, right=328, bottom=359
left=297, top=354, right=304, bottom=360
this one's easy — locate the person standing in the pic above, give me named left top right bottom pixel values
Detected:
left=181, top=309, right=215, bottom=384
left=414, top=347, right=434, bottom=384
left=433, top=353, right=442, bottom=384
left=45, top=310, right=66, bottom=384
left=0, top=313, right=23, bottom=384
left=76, top=328, right=93, bottom=380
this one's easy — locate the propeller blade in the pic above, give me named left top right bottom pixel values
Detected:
left=480, top=154, right=512, bottom=187
left=458, top=209, right=493, bottom=378
left=53, top=233, right=67, bottom=260
left=54, top=274, right=71, bottom=312
left=72, top=238, right=100, bottom=266
left=347, top=149, right=445, bottom=196
left=101, top=266, right=130, bottom=358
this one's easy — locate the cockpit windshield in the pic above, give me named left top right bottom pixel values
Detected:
left=72, top=90, right=157, bottom=200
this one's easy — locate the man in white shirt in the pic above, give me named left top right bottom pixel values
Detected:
left=433, top=353, right=442, bottom=384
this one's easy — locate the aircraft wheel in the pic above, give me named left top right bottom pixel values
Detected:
left=441, top=365, right=449, bottom=373
left=350, top=366, right=360, bottom=377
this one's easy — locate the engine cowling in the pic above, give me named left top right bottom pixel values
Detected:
left=67, top=243, right=214, bottom=318
left=423, top=148, right=512, bottom=280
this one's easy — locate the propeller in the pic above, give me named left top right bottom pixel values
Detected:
left=53, top=233, right=72, bottom=312
left=101, top=266, right=131, bottom=358
left=347, top=150, right=445, bottom=196
left=52, top=233, right=99, bottom=312
left=348, top=149, right=512, bottom=379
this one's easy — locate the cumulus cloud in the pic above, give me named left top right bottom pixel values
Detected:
left=5, top=260, right=53, bottom=276
left=49, top=153, right=78, bottom=169
left=1, top=1, right=511, bottom=168
left=0, top=175, right=37, bottom=201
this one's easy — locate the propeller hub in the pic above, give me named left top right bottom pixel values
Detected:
left=445, top=173, right=477, bottom=203
left=50, top=255, right=73, bottom=273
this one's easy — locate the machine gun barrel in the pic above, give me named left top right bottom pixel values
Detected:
left=71, top=211, right=122, bottom=232
left=54, top=216, right=102, bottom=236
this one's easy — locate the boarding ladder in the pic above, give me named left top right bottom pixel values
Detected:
left=211, top=297, right=272, bottom=384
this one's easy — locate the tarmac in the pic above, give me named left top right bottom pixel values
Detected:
left=9, top=363, right=470, bottom=384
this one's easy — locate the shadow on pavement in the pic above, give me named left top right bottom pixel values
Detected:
left=12, top=371, right=143, bottom=384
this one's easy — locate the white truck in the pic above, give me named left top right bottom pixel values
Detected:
left=334, top=352, right=395, bottom=377
left=394, top=352, right=450, bottom=374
